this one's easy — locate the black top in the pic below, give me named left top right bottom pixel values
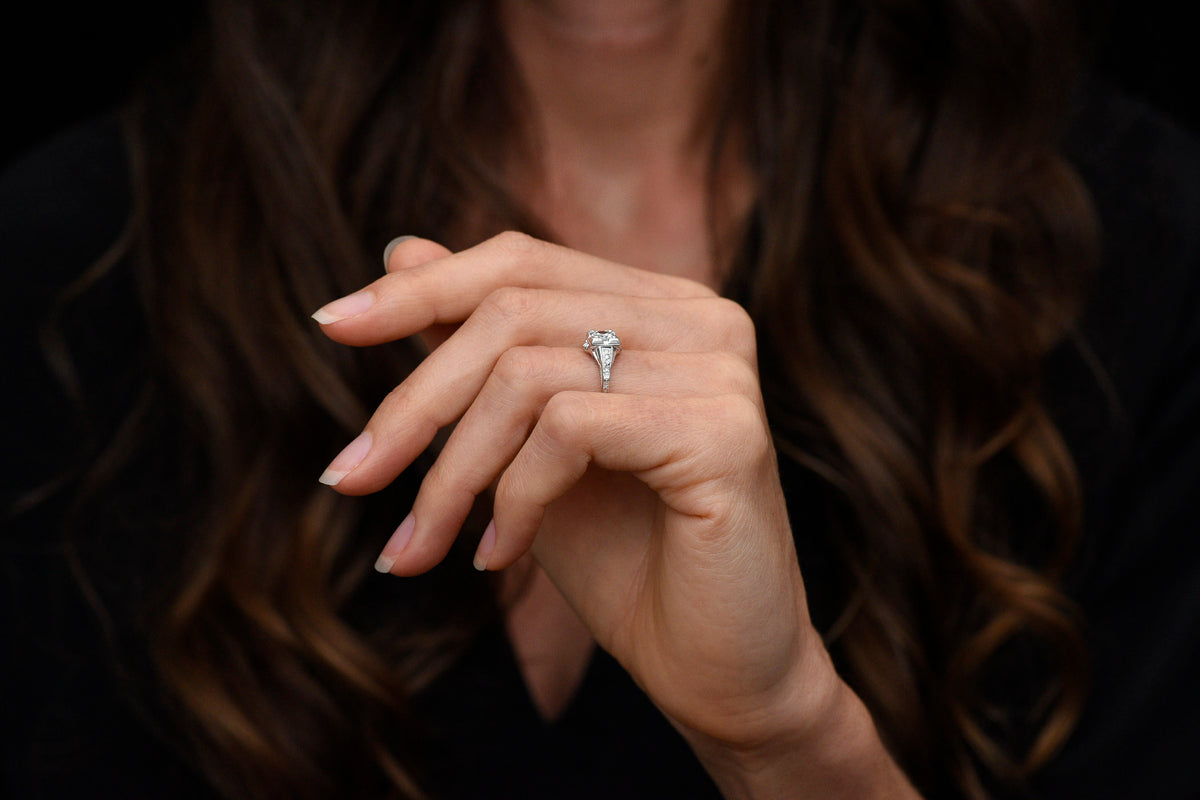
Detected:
left=3, top=86, right=1200, bottom=799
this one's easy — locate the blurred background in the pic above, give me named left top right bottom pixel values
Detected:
left=1, top=1, right=1195, bottom=171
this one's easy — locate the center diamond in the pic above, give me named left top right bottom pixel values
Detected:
left=584, top=330, right=621, bottom=350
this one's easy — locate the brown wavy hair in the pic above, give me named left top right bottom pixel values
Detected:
left=48, top=0, right=1097, bottom=797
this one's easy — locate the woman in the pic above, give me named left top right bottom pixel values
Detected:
left=4, top=0, right=1199, bottom=798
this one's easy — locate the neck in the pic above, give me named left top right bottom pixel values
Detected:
left=499, top=0, right=732, bottom=171
left=495, top=1, right=749, bottom=284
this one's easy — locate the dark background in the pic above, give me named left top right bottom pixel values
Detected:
left=1, top=1, right=1196, bottom=172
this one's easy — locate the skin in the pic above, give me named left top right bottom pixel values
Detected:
left=314, top=2, right=923, bottom=797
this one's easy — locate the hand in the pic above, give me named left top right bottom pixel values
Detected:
left=315, top=233, right=850, bottom=766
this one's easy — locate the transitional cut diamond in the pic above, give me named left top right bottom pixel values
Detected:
left=583, top=330, right=621, bottom=350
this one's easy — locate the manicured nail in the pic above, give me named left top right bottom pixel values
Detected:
left=473, top=519, right=496, bottom=572
left=382, top=235, right=416, bottom=268
left=318, top=432, right=372, bottom=486
left=376, top=513, right=416, bottom=573
left=312, top=290, right=374, bottom=324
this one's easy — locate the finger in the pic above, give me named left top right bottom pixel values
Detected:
left=382, top=237, right=458, bottom=351
left=483, top=391, right=774, bottom=571
left=326, top=290, right=757, bottom=495
left=383, top=236, right=453, bottom=272
left=312, top=231, right=717, bottom=342
left=379, top=348, right=759, bottom=575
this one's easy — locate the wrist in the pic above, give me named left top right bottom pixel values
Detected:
left=685, top=645, right=920, bottom=800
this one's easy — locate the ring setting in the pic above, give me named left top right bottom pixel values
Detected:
left=582, top=330, right=621, bottom=392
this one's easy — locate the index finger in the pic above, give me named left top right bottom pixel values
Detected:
left=313, top=231, right=717, bottom=346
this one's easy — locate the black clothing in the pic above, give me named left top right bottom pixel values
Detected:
left=3, top=87, right=1200, bottom=799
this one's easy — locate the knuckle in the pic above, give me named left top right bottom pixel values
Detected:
left=377, top=383, right=438, bottom=437
left=480, top=285, right=538, bottom=325
left=379, top=381, right=416, bottom=418
left=492, top=346, right=548, bottom=388
left=491, top=230, right=544, bottom=261
left=712, top=297, right=757, bottom=344
left=674, top=275, right=719, bottom=299
left=709, top=351, right=759, bottom=395
left=539, top=391, right=594, bottom=444
left=492, top=469, right=525, bottom=513
left=425, top=459, right=480, bottom=505
left=489, top=231, right=560, bottom=285
left=420, top=456, right=460, bottom=496
left=713, top=394, right=772, bottom=463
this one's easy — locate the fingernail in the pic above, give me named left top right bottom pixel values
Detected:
left=312, top=290, right=375, bottom=324
left=318, top=431, right=372, bottom=486
left=473, top=519, right=496, bottom=572
left=382, top=235, right=417, bottom=268
left=376, top=513, right=416, bottom=573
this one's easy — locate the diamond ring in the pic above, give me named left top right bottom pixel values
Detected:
left=582, top=330, right=621, bottom=392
